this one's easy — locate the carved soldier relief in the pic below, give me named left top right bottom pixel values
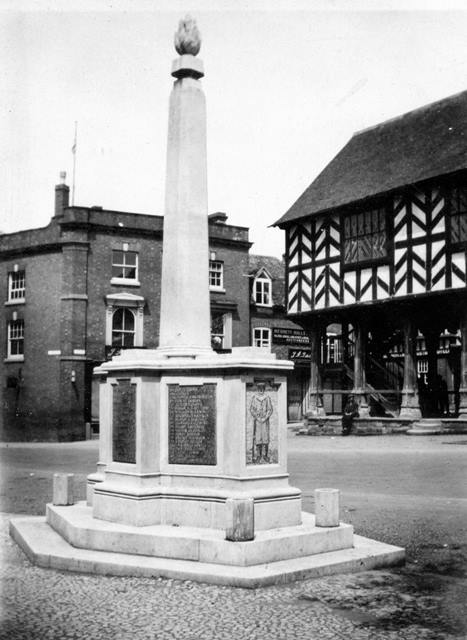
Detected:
left=245, top=380, right=279, bottom=465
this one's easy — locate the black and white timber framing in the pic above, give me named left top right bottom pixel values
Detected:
left=275, top=89, right=467, bottom=428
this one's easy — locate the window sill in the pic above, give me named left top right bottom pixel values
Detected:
left=342, top=257, right=389, bottom=271
left=4, top=356, right=24, bottom=363
left=254, top=302, right=273, bottom=308
left=209, top=287, right=226, bottom=293
left=111, top=278, right=140, bottom=287
left=5, top=299, right=25, bottom=306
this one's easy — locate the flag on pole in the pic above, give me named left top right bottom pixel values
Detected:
left=72, top=121, right=77, bottom=205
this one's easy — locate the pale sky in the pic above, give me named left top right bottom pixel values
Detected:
left=2, top=0, right=467, bottom=257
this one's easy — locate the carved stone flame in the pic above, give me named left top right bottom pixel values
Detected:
left=174, top=15, right=201, bottom=56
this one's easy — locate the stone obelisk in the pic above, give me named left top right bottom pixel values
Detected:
left=159, top=17, right=212, bottom=354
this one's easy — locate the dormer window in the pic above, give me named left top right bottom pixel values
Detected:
left=253, top=270, right=272, bottom=306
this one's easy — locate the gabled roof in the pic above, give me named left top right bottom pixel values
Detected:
left=275, top=89, right=467, bottom=227
left=249, top=254, right=284, bottom=280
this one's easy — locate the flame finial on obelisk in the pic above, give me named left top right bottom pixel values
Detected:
left=171, top=15, right=204, bottom=80
left=174, top=15, right=201, bottom=56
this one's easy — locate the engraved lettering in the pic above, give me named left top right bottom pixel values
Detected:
left=112, top=380, right=136, bottom=463
left=168, top=384, right=216, bottom=465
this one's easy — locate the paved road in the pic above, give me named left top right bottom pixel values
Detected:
left=288, top=434, right=467, bottom=565
left=1, top=434, right=466, bottom=639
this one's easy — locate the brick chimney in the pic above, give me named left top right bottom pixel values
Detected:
left=54, top=171, right=69, bottom=217
left=208, top=212, right=228, bottom=224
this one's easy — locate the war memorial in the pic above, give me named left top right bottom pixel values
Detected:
left=10, top=18, right=404, bottom=588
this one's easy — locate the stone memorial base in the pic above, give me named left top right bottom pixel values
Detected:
left=10, top=504, right=404, bottom=588
left=10, top=347, right=404, bottom=586
left=85, top=347, right=302, bottom=532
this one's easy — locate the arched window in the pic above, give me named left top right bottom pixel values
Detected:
left=105, top=293, right=145, bottom=348
left=112, top=308, right=135, bottom=347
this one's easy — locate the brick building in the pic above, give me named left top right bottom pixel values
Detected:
left=248, top=255, right=310, bottom=421
left=0, top=176, right=252, bottom=441
left=1, top=176, right=312, bottom=441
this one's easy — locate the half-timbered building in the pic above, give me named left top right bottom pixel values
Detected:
left=275, top=90, right=467, bottom=432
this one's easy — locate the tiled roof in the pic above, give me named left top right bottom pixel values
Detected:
left=275, top=89, right=467, bottom=226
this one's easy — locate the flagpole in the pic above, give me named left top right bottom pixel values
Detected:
left=72, top=121, right=77, bottom=205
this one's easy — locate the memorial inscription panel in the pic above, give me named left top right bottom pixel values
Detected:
left=168, top=383, right=216, bottom=465
left=112, top=379, right=136, bottom=463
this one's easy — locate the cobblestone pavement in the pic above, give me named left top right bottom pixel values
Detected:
left=1, top=514, right=466, bottom=640
left=1, top=436, right=466, bottom=639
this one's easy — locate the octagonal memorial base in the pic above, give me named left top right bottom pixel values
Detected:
left=10, top=503, right=404, bottom=588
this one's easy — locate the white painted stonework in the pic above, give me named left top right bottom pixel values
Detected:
left=90, top=350, right=299, bottom=531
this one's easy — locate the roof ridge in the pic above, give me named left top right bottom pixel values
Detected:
left=353, top=88, right=467, bottom=137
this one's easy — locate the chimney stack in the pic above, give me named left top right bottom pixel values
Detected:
left=55, top=171, right=70, bottom=217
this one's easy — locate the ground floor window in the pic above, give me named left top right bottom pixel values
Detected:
left=112, top=308, right=135, bottom=347
left=211, top=310, right=232, bottom=350
left=105, top=293, right=145, bottom=349
left=252, top=327, right=271, bottom=348
left=211, top=311, right=224, bottom=349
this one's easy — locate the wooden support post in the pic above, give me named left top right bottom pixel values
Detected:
left=352, top=321, right=370, bottom=417
left=458, top=314, right=467, bottom=419
left=341, top=323, right=349, bottom=364
left=400, top=320, right=421, bottom=419
left=308, top=324, right=325, bottom=416
left=425, top=329, right=440, bottom=416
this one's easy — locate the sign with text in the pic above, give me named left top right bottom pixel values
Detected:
left=288, top=348, right=312, bottom=362
left=168, top=384, right=216, bottom=465
left=112, top=379, right=136, bottom=464
left=272, top=327, right=309, bottom=345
